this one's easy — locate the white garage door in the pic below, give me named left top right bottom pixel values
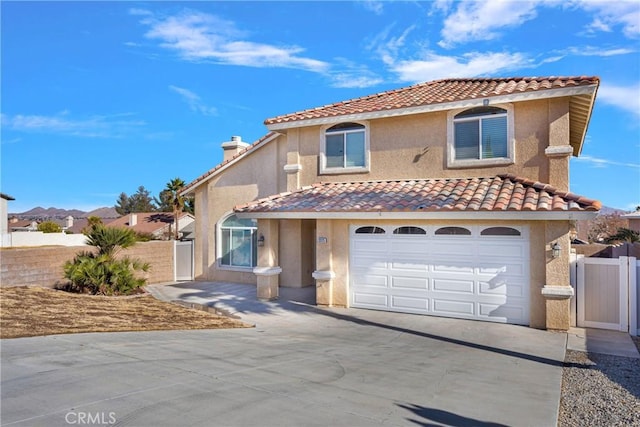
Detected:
left=350, top=225, right=530, bottom=325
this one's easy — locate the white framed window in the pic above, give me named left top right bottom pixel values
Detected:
left=218, top=214, right=257, bottom=269
left=320, top=122, right=369, bottom=174
left=447, top=104, right=514, bottom=168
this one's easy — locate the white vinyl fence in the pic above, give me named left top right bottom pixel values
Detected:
left=570, top=254, right=638, bottom=336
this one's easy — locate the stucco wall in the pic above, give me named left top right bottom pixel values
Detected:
left=294, top=98, right=555, bottom=187
left=0, top=241, right=174, bottom=288
left=195, top=140, right=285, bottom=283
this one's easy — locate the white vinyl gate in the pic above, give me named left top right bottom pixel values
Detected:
left=174, top=240, right=194, bottom=281
left=571, top=255, right=638, bottom=335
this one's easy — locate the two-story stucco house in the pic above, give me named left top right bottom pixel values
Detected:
left=182, top=76, right=601, bottom=331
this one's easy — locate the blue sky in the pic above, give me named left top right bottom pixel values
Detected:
left=1, top=1, right=639, bottom=213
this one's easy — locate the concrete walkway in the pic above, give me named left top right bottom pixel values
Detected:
left=2, top=281, right=570, bottom=427
left=566, top=327, right=640, bottom=358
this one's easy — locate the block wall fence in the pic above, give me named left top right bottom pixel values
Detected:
left=0, top=241, right=174, bottom=288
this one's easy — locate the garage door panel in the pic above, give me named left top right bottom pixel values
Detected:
left=352, top=256, right=388, bottom=269
left=433, top=242, right=474, bottom=256
left=391, top=276, right=429, bottom=290
left=352, top=240, right=387, bottom=252
left=478, top=263, right=525, bottom=277
left=390, top=260, right=429, bottom=271
left=479, top=281, right=526, bottom=297
left=433, top=299, right=475, bottom=316
left=478, top=242, right=525, bottom=258
left=352, top=273, right=388, bottom=288
left=431, top=262, right=475, bottom=275
left=391, top=296, right=429, bottom=311
left=432, top=278, right=475, bottom=294
left=389, top=240, right=430, bottom=254
left=352, top=292, right=388, bottom=308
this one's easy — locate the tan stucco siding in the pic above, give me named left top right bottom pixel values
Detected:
left=294, top=99, right=558, bottom=186
left=195, top=137, right=288, bottom=282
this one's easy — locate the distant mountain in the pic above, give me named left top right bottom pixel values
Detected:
left=85, top=207, right=119, bottom=218
left=598, top=206, right=628, bottom=216
left=9, top=206, right=119, bottom=219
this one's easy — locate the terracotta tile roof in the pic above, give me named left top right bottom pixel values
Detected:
left=181, top=132, right=278, bottom=195
left=107, top=212, right=192, bottom=234
left=264, top=76, right=599, bottom=125
left=234, top=174, right=601, bottom=214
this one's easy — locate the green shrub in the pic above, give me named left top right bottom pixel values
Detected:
left=37, top=221, right=62, bottom=233
left=63, top=225, right=150, bottom=295
left=63, top=252, right=150, bottom=295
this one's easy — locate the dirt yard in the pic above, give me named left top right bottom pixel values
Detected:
left=0, top=286, right=250, bottom=339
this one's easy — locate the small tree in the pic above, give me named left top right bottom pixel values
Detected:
left=37, top=221, right=61, bottom=233
left=164, top=178, right=186, bottom=240
left=63, top=225, right=150, bottom=295
left=605, top=228, right=640, bottom=244
left=114, top=186, right=157, bottom=215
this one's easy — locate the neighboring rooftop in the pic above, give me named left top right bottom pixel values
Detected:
left=234, top=174, right=601, bottom=216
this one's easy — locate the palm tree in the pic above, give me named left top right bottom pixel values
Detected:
left=86, top=225, right=138, bottom=258
left=165, top=178, right=186, bottom=240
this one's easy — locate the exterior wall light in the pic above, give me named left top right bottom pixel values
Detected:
left=551, top=242, right=561, bottom=259
left=257, top=234, right=265, bottom=247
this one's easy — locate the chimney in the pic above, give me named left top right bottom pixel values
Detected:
left=129, top=213, right=137, bottom=227
left=221, top=135, right=250, bottom=163
left=66, top=216, right=73, bottom=228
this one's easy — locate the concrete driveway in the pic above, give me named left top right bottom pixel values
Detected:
left=1, top=282, right=567, bottom=427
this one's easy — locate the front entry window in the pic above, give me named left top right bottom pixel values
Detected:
left=220, top=215, right=257, bottom=268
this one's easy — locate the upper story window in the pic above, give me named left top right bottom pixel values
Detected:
left=321, top=122, right=369, bottom=174
left=447, top=104, right=514, bottom=169
left=219, top=214, right=257, bottom=269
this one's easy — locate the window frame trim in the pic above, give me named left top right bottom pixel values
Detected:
left=446, top=103, right=515, bottom=169
left=217, top=212, right=258, bottom=271
left=319, top=120, right=370, bottom=175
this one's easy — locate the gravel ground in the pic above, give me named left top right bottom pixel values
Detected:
left=558, top=337, right=640, bottom=427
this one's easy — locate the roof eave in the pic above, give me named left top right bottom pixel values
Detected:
left=180, top=132, right=280, bottom=196
left=235, top=210, right=599, bottom=221
left=265, top=85, right=599, bottom=131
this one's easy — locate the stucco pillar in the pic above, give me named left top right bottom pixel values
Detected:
left=546, top=98, right=572, bottom=192
left=254, top=219, right=281, bottom=300
left=541, top=221, right=573, bottom=330
left=312, top=219, right=334, bottom=306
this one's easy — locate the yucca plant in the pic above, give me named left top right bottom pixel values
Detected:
left=63, top=225, right=150, bottom=295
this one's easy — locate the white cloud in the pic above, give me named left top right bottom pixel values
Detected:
left=598, top=82, right=640, bottom=117
left=330, top=73, right=384, bottom=89
left=390, top=51, right=530, bottom=83
left=575, top=0, right=640, bottom=38
left=0, top=112, right=144, bottom=138
left=134, top=8, right=329, bottom=73
left=566, top=45, right=636, bottom=56
left=368, top=24, right=417, bottom=66
left=574, top=155, right=640, bottom=169
left=169, top=85, right=217, bottom=116
left=438, top=1, right=539, bottom=48
left=361, top=1, right=384, bottom=15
